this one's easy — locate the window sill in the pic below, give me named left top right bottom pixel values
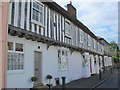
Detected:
left=57, top=69, right=69, bottom=72
left=65, top=35, right=71, bottom=38
left=79, top=42, right=83, bottom=44
left=30, top=20, right=44, bottom=28
left=7, top=70, right=25, bottom=75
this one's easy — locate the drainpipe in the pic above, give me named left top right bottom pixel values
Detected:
left=0, top=1, right=9, bottom=89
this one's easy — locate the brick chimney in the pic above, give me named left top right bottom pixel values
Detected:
left=67, top=1, right=76, bottom=19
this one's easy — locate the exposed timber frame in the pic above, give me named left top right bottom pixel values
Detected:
left=8, top=24, right=103, bottom=56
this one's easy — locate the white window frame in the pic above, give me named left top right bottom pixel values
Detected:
left=93, top=39, right=96, bottom=48
left=65, top=19, right=71, bottom=38
left=31, top=0, right=44, bottom=27
left=88, top=35, right=91, bottom=46
left=98, top=42, right=100, bottom=50
left=58, top=49, right=69, bottom=71
left=7, top=42, right=24, bottom=74
left=79, top=29, right=83, bottom=43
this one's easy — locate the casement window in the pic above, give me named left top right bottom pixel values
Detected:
left=7, top=42, right=24, bottom=71
left=65, top=36, right=72, bottom=44
left=79, top=29, right=83, bottom=43
left=82, top=54, right=89, bottom=67
left=93, top=39, right=96, bottom=48
left=65, top=20, right=71, bottom=37
left=58, top=49, right=69, bottom=70
left=101, top=45, right=104, bottom=52
left=98, top=42, right=100, bottom=50
left=31, top=1, right=44, bottom=26
left=82, top=54, right=86, bottom=67
left=88, top=35, right=91, bottom=46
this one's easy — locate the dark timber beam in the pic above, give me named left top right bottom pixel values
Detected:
left=8, top=25, right=104, bottom=56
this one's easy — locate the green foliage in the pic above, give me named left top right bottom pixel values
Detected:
left=112, top=56, right=120, bottom=63
left=109, top=41, right=119, bottom=51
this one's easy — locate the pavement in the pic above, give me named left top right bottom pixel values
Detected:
left=54, top=68, right=117, bottom=89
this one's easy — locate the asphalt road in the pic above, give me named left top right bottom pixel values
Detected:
left=96, top=70, right=120, bottom=88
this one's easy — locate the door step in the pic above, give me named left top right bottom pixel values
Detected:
left=33, top=83, right=49, bottom=88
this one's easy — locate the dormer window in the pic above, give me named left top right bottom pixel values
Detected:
left=31, top=1, right=44, bottom=26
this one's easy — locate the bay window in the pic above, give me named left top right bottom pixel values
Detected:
left=8, top=42, right=24, bottom=71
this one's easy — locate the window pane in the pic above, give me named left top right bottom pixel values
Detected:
left=7, top=52, right=24, bottom=71
left=8, top=42, right=13, bottom=50
left=32, top=1, right=43, bottom=24
left=40, top=13, right=43, bottom=24
left=33, top=9, right=39, bottom=22
left=15, top=43, right=23, bottom=52
left=65, top=21, right=71, bottom=36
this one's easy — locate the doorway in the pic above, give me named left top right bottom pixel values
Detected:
left=90, top=58, right=92, bottom=73
left=34, top=51, right=42, bottom=84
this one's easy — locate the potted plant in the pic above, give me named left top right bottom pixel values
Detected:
left=46, top=75, right=52, bottom=79
left=31, top=76, right=38, bottom=82
left=46, top=75, right=52, bottom=88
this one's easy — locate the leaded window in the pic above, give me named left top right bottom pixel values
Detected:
left=65, top=21, right=71, bottom=37
left=8, top=42, right=24, bottom=71
left=32, top=1, right=44, bottom=25
left=58, top=49, right=69, bottom=70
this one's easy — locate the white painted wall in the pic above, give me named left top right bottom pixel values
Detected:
left=7, top=35, right=91, bottom=88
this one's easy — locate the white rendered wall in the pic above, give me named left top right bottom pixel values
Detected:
left=7, top=35, right=91, bottom=88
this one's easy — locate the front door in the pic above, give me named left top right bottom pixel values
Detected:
left=90, top=58, right=92, bottom=73
left=34, top=51, right=42, bottom=84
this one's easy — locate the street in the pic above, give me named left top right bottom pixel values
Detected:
left=96, top=70, right=120, bottom=88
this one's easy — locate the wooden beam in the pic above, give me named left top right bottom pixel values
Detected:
left=8, top=25, right=104, bottom=56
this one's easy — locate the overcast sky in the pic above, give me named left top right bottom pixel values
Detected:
left=54, top=0, right=118, bottom=43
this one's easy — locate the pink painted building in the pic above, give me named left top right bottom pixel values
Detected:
left=0, top=1, right=9, bottom=89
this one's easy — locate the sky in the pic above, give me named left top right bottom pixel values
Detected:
left=54, top=0, right=119, bottom=43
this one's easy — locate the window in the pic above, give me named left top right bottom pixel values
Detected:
left=88, top=35, right=91, bottom=46
left=58, top=49, right=69, bottom=70
left=8, top=42, right=24, bottom=71
left=32, top=1, right=44, bottom=25
left=65, top=21, right=71, bottom=37
left=93, top=39, right=96, bottom=49
left=15, top=43, right=23, bottom=52
left=82, top=54, right=89, bottom=67
left=79, top=29, right=83, bottom=43
left=8, top=42, right=13, bottom=50
left=98, top=42, right=100, bottom=50
left=65, top=37, right=72, bottom=44
left=101, top=45, right=104, bottom=52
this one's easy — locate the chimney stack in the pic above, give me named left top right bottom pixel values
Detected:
left=67, top=1, right=76, bottom=19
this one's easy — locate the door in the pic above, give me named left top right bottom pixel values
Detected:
left=34, top=51, right=42, bottom=84
left=90, top=58, right=92, bottom=73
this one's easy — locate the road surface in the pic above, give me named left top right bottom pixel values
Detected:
left=96, top=70, right=120, bottom=88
